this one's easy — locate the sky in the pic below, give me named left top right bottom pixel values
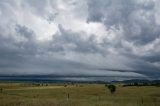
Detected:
left=0, top=0, right=160, bottom=79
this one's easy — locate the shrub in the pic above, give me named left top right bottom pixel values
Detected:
left=107, top=84, right=116, bottom=94
left=0, top=88, right=3, bottom=93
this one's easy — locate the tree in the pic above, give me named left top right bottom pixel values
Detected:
left=107, top=84, right=116, bottom=94
left=0, top=88, right=3, bottom=93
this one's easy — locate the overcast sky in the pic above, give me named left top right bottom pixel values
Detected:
left=0, top=0, right=160, bottom=79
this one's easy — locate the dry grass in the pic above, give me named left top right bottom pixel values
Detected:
left=0, top=82, right=159, bottom=106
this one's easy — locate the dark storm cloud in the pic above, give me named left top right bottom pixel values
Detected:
left=51, top=25, right=101, bottom=53
left=15, top=24, right=35, bottom=40
left=87, top=0, right=160, bottom=77
left=0, top=0, right=159, bottom=79
left=0, top=24, right=37, bottom=70
left=0, top=23, right=99, bottom=75
left=87, top=0, right=160, bottom=45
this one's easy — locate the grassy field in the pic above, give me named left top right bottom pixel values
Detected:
left=0, top=82, right=159, bottom=106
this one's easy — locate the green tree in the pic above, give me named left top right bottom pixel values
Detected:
left=107, top=84, right=116, bottom=94
left=0, top=88, right=3, bottom=93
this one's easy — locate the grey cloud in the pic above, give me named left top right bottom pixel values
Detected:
left=24, top=0, right=58, bottom=23
left=47, top=13, right=58, bottom=23
left=24, top=0, right=48, bottom=16
left=15, top=24, right=35, bottom=40
left=0, top=23, right=39, bottom=73
left=51, top=25, right=102, bottom=53
left=142, top=55, right=160, bottom=63
left=0, top=22, right=98, bottom=75
left=0, top=0, right=159, bottom=80
left=87, top=0, right=160, bottom=76
left=87, top=0, right=160, bottom=45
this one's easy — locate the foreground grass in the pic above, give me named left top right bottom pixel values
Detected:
left=0, top=82, right=159, bottom=106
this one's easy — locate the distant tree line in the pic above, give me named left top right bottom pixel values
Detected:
left=122, top=82, right=160, bottom=87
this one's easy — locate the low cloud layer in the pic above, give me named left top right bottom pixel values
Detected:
left=0, top=0, right=160, bottom=79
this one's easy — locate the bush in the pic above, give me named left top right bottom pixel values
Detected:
left=0, top=88, right=3, bottom=93
left=105, top=84, right=108, bottom=87
left=107, top=84, right=116, bottom=94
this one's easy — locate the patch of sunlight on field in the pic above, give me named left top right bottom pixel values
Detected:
left=13, top=86, right=67, bottom=90
left=0, top=82, right=160, bottom=106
